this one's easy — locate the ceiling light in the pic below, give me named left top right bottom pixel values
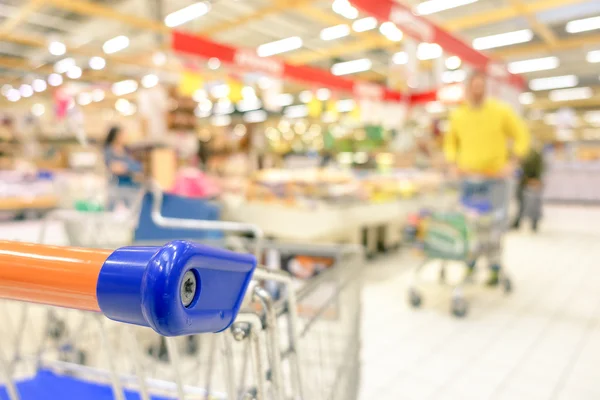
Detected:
left=54, top=58, right=75, bottom=74
left=508, top=56, right=559, bottom=74
left=211, top=115, right=232, bottom=127
left=472, top=29, right=533, bottom=50
left=284, top=104, right=309, bottom=118
left=243, top=110, right=268, bottom=123
left=19, top=84, right=33, bottom=98
left=299, top=90, right=313, bottom=103
left=445, top=56, right=462, bottom=70
left=332, top=0, right=358, bottom=20
left=529, top=75, right=578, bottom=91
left=32, top=79, right=47, bottom=93
left=77, top=92, right=92, bottom=106
left=195, top=99, right=213, bottom=117
left=416, top=0, right=478, bottom=15
left=257, top=36, right=302, bottom=57
left=47, top=73, right=63, bottom=87
left=66, top=66, right=82, bottom=79
left=6, top=89, right=20, bottom=102
left=213, top=98, right=234, bottom=114
left=392, top=51, right=408, bottom=65
left=48, top=41, right=66, bottom=56
left=207, top=57, right=221, bottom=70
left=141, top=74, right=159, bottom=88
left=587, top=50, right=600, bottom=63
left=566, top=16, right=600, bottom=34
left=92, top=89, right=105, bottom=102
left=164, top=2, right=210, bottom=27
left=31, top=104, right=45, bottom=117
left=242, top=86, right=257, bottom=99
left=115, top=98, right=135, bottom=115
left=337, top=99, right=355, bottom=112
left=112, top=79, right=138, bottom=96
left=103, top=35, right=129, bottom=54
left=210, top=84, right=230, bottom=99
left=258, top=77, right=272, bottom=90
left=331, top=58, right=372, bottom=76
left=379, top=22, right=403, bottom=42
left=584, top=111, right=600, bottom=125
left=425, top=101, right=446, bottom=114
left=417, top=43, right=442, bottom=60
left=549, top=87, right=593, bottom=102
left=1, top=85, right=12, bottom=96
left=442, top=70, right=467, bottom=83
left=316, top=88, right=331, bottom=101
left=277, top=93, right=295, bottom=106
left=519, top=92, right=535, bottom=105
left=352, top=17, right=377, bottom=32
left=193, top=89, right=208, bottom=102
left=152, top=52, right=167, bottom=66
left=89, top=56, right=106, bottom=70
left=237, top=98, right=262, bottom=112
left=320, top=24, right=351, bottom=41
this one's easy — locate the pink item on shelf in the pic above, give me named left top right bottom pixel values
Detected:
left=170, top=168, right=221, bottom=199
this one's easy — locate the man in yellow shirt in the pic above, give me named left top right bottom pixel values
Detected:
left=444, top=71, right=530, bottom=286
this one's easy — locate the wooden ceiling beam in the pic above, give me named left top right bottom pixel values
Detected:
left=506, top=0, right=558, bottom=46
left=444, top=0, right=590, bottom=32
left=44, top=0, right=168, bottom=33
left=491, top=32, right=600, bottom=59
left=0, top=0, right=46, bottom=34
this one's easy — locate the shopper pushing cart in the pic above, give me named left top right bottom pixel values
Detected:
left=443, top=71, right=530, bottom=286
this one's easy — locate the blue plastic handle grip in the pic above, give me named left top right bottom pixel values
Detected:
left=96, top=240, right=256, bottom=336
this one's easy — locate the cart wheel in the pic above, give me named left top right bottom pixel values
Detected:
left=185, top=336, right=199, bottom=355
left=408, top=289, right=422, bottom=308
left=503, top=277, right=513, bottom=294
left=451, top=297, right=468, bottom=318
left=48, top=319, right=66, bottom=339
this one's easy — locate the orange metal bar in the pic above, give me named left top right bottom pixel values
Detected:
left=0, top=241, right=112, bottom=311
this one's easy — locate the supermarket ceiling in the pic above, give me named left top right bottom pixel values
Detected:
left=0, top=0, right=600, bottom=110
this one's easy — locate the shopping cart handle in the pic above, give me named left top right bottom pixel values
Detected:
left=0, top=240, right=256, bottom=336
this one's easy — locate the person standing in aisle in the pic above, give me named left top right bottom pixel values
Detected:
left=444, top=71, right=530, bottom=286
left=512, top=146, right=544, bottom=231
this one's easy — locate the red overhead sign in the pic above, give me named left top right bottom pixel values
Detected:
left=349, top=0, right=525, bottom=89
left=171, top=30, right=405, bottom=102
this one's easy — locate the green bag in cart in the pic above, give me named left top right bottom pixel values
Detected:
left=424, top=212, right=473, bottom=261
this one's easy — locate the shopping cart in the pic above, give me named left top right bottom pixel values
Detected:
left=407, top=178, right=513, bottom=317
left=0, top=181, right=363, bottom=400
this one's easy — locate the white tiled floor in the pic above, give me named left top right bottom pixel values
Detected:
left=361, top=205, right=600, bottom=400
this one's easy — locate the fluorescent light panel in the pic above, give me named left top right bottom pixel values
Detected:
left=416, top=0, right=478, bottom=16
left=103, top=35, right=129, bottom=54
left=566, top=16, right=600, bottom=34
left=331, top=58, right=372, bottom=76
left=277, top=93, right=294, bottom=106
left=352, top=17, right=377, bottom=32
left=587, top=50, right=600, bottom=63
left=112, top=79, right=138, bottom=96
left=379, top=22, right=403, bottom=42
left=549, top=87, right=593, bottom=102
left=320, top=24, right=351, bottom=41
left=473, top=29, right=533, bottom=50
left=165, top=2, right=210, bottom=27
left=392, top=51, right=408, bottom=65
left=519, top=92, right=535, bottom=105
left=417, top=43, right=442, bottom=60
left=529, top=75, right=578, bottom=91
left=508, top=56, right=559, bottom=74
left=257, top=36, right=302, bottom=57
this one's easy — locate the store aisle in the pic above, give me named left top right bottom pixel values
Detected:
left=360, top=205, right=600, bottom=400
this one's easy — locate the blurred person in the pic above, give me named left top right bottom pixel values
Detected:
left=104, top=125, right=142, bottom=186
left=512, top=145, right=544, bottom=231
left=444, top=71, right=530, bottom=286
